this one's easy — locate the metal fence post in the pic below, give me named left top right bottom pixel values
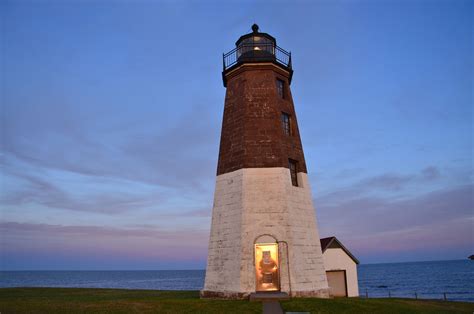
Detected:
left=415, top=292, right=418, bottom=299
left=444, top=293, right=447, bottom=301
left=388, top=290, right=391, bottom=298
left=366, top=289, right=368, bottom=298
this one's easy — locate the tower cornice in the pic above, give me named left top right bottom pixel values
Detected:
left=223, top=63, right=293, bottom=88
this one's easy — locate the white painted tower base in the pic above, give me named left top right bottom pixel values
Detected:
left=202, top=168, right=329, bottom=299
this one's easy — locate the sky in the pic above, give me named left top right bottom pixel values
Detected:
left=1, top=0, right=472, bottom=270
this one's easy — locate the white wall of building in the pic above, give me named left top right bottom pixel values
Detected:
left=322, top=248, right=359, bottom=297
left=203, top=167, right=329, bottom=298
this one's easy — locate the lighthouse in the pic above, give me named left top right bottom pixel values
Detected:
left=201, top=24, right=329, bottom=299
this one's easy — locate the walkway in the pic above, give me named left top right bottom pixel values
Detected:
left=262, top=300, right=284, bottom=314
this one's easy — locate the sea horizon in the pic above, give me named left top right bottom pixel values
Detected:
left=1, top=258, right=469, bottom=271
left=1, top=260, right=472, bottom=302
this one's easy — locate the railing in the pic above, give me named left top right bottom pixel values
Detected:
left=223, top=43, right=292, bottom=71
left=361, top=289, right=471, bottom=302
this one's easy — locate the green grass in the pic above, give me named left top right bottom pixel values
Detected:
left=281, top=297, right=474, bottom=313
left=1, top=288, right=473, bottom=314
left=0, top=288, right=261, bottom=314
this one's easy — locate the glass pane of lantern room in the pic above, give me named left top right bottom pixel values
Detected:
left=255, top=243, right=280, bottom=291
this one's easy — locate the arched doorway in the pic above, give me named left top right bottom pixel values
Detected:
left=254, top=235, right=280, bottom=292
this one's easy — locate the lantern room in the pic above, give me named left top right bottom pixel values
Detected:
left=235, top=24, right=276, bottom=62
left=222, top=24, right=293, bottom=86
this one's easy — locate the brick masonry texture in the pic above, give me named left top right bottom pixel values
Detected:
left=202, top=168, right=329, bottom=298
left=216, top=63, right=308, bottom=176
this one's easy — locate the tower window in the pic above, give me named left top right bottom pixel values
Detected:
left=289, top=159, right=298, bottom=186
left=281, top=112, right=291, bottom=136
left=276, top=79, right=285, bottom=98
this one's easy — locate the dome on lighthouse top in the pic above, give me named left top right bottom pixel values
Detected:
left=234, top=24, right=277, bottom=63
left=235, top=24, right=277, bottom=47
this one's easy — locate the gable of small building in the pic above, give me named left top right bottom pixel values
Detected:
left=320, top=236, right=359, bottom=297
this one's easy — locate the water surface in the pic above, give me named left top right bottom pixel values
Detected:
left=1, top=260, right=472, bottom=302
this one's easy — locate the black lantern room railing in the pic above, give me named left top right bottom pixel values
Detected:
left=222, top=24, right=292, bottom=72
left=223, top=44, right=292, bottom=71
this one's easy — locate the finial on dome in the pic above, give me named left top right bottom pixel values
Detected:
left=251, top=24, right=259, bottom=33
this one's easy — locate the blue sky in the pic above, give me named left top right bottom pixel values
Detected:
left=1, top=0, right=472, bottom=270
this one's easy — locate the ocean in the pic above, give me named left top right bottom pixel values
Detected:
left=357, top=260, right=473, bottom=302
left=1, top=260, right=472, bottom=302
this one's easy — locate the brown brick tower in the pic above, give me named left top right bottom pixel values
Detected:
left=201, top=24, right=329, bottom=299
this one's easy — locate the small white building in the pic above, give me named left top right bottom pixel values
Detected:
left=320, top=237, right=359, bottom=297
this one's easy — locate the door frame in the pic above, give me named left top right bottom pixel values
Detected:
left=326, top=269, right=348, bottom=297
left=254, top=242, right=281, bottom=292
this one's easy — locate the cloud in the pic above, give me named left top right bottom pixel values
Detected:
left=421, top=166, right=440, bottom=180
left=0, top=221, right=210, bottom=269
left=317, top=167, right=443, bottom=206
left=317, top=183, right=474, bottom=261
left=359, top=173, right=413, bottom=191
left=358, top=166, right=442, bottom=191
left=0, top=101, right=221, bottom=218
left=0, top=169, right=163, bottom=214
left=119, top=105, right=219, bottom=189
left=2, top=101, right=220, bottom=191
left=182, top=208, right=212, bottom=217
left=0, top=221, right=206, bottom=240
left=318, top=183, right=472, bottom=234
left=0, top=222, right=209, bottom=257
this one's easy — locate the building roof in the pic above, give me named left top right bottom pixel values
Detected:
left=234, top=24, right=277, bottom=46
left=320, top=236, right=360, bottom=265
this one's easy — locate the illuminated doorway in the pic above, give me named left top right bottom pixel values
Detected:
left=255, top=243, right=280, bottom=291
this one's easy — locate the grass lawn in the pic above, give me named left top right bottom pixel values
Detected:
left=0, top=288, right=261, bottom=314
left=1, top=288, right=473, bottom=313
left=281, top=297, right=474, bottom=313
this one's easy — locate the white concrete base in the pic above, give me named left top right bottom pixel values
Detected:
left=202, top=167, right=329, bottom=298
